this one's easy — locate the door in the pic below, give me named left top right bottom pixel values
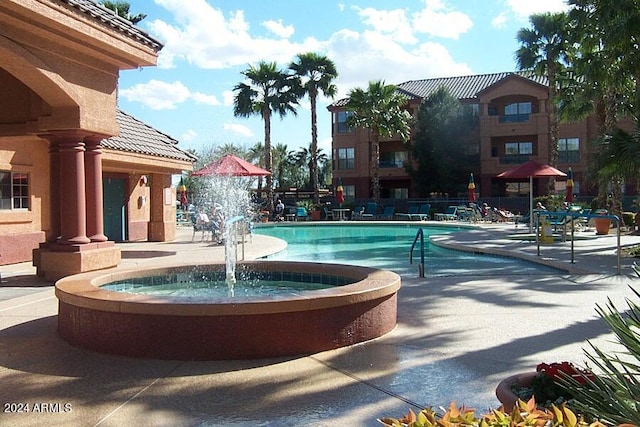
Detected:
left=103, top=177, right=126, bottom=241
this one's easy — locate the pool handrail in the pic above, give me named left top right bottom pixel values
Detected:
left=410, top=227, right=425, bottom=278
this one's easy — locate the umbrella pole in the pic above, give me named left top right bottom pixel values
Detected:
left=529, top=175, right=533, bottom=233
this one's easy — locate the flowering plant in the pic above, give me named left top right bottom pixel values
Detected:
left=532, top=362, right=595, bottom=405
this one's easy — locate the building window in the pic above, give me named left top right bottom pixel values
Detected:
left=344, top=184, right=355, bottom=200
left=337, top=148, right=355, bottom=170
left=502, top=142, right=532, bottom=164
left=558, top=137, right=580, bottom=163
left=380, top=151, right=406, bottom=168
left=505, top=142, right=532, bottom=155
left=0, top=171, right=29, bottom=210
left=390, top=188, right=408, bottom=199
left=501, top=102, right=532, bottom=122
left=335, top=111, right=353, bottom=134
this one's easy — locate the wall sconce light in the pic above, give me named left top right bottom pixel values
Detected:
left=140, top=175, right=148, bottom=186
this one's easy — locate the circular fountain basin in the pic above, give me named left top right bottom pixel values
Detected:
left=55, top=261, right=401, bottom=360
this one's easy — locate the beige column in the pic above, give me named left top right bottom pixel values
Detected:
left=58, top=139, right=90, bottom=245
left=84, top=138, right=108, bottom=242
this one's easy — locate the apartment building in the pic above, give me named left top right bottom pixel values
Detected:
left=328, top=71, right=603, bottom=203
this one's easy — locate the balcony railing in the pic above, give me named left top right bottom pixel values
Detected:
left=498, top=114, right=530, bottom=123
left=379, top=160, right=405, bottom=168
left=499, top=155, right=530, bottom=164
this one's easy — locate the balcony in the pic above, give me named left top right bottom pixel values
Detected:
left=379, top=160, right=405, bottom=168
left=499, top=155, right=530, bottom=165
left=499, top=114, right=529, bottom=123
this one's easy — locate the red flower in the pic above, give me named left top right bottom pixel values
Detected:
left=536, top=362, right=595, bottom=384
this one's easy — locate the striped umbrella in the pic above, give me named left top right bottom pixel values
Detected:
left=468, top=173, right=476, bottom=202
left=565, top=167, right=574, bottom=203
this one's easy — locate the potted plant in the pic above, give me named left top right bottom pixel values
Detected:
left=593, top=209, right=611, bottom=235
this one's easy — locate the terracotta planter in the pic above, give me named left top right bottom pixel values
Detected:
left=495, top=371, right=536, bottom=412
left=594, top=217, right=611, bottom=235
left=310, top=210, right=321, bottom=221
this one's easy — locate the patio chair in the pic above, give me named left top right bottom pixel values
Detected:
left=435, top=206, right=457, bottom=221
left=322, top=206, right=334, bottom=221
left=361, top=202, right=377, bottom=220
left=395, top=205, right=419, bottom=220
left=376, top=206, right=395, bottom=220
left=352, top=206, right=365, bottom=220
left=191, top=214, right=212, bottom=242
left=295, top=207, right=309, bottom=221
left=410, top=203, right=431, bottom=221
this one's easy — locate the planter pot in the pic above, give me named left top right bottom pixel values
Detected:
left=495, top=371, right=536, bottom=412
left=310, top=210, right=321, bottom=221
left=594, top=217, right=611, bottom=235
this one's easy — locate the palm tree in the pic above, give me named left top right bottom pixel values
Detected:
left=233, top=61, right=299, bottom=213
left=289, top=53, right=338, bottom=203
left=292, top=143, right=330, bottom=189
left=101, top=0, right=146, bottom=24
left=345, top=80, right=412, bottom=202
left=516, top=12, right=570, bottom=193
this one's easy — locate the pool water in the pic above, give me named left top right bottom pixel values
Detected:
left=254, top=224, right=562, bottom=276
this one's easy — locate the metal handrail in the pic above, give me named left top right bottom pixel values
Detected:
left=410, top=228, right=425, bottom=278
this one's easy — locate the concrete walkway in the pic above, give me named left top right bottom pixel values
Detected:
left=2, top=223, right=640, bottom=426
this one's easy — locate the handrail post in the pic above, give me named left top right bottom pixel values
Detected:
left=410, top=228, right=425, bottom=278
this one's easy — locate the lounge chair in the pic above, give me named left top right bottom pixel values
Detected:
left=434, top=206, right=457, bottom=221
left=395, top=205, right=419, bottom=220
left=357, top=202, right=377, bottom=220
left=191, top=214, right=212, bottom=242
left=376, top=206, right=395, bottom=220
left=410, top=203, right=431, bottom=221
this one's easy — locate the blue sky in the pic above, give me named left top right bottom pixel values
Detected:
left=118, top=0, right=569, bottom=157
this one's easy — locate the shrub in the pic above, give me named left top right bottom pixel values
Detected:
left=378, top=399, right=607, bottom=427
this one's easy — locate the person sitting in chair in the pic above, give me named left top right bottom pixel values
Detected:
left=274, top=199, right=285, bottom=221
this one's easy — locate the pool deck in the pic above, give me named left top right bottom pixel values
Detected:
left=2, top=221, right=640, bottom=426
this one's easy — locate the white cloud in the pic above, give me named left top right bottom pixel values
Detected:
left=181, top=129, right=198, bottom=141
left=222, top=90, right=235, bottom=107
left=327, top=29, right=472, bottom=98
left=262, top=19, right=294, bottom=39
left=119, top=80, right=220, bottom=110
left=224, top=123, right=253, bottom=138
left=190, top=92, right=221, bottom=106
left=492, top=12, right=508, bottom=29
left=412, top=0, right=473, bottom=39
left=148, top=0, right=320, bottom=69
left=504, top=0, right=569, bottom=20
left=355, top=7, right=417, bottom=44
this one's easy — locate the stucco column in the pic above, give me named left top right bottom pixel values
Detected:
left=48, top=141, right=61, bottom=242
left=84, top=138, right=108, bottom=242
left=58, top=139, right=90, bottom=245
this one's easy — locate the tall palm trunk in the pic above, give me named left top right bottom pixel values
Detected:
left=310, top=89, right=320, bottom=203
left=263, top=108, right=274, bottom=213
left=547, top=62, right=559, bottom=193
left=370, top=131, right=381, bottom=201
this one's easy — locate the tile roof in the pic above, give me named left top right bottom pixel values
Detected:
left=57, top=0, right=163, bottom=51
left=102, top=110, right=197, bottom=163
left=331, top=71, right=549, bottom=107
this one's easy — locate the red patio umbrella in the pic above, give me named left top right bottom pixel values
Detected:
left=468, top=173, right=476, bottom=202
left=565, top=167, right=574, bottom=203
left=497, top=160, right=567, bottom=231
left=192, top=154, right=271, bottom=177
left=336, top=178, right=345, bottom=206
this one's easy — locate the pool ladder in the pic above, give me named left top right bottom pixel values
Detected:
left=410, top=228, right=425, bottom=278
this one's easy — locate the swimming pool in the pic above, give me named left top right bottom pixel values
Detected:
left=253, top=223, right=562, bottom=276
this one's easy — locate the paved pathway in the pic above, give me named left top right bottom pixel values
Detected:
left=1, top=223, right=640, bottom=426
